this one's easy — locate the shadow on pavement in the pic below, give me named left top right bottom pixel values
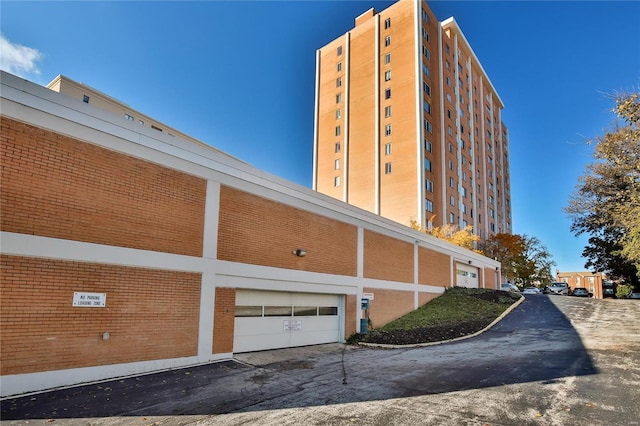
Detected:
left=1, top=295, right=596, bottom=420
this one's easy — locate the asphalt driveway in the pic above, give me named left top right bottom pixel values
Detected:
left=2, top=295, right=639, bottom=425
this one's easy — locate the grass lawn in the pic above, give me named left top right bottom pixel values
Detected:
left=353, top=286, right=522, bottom=345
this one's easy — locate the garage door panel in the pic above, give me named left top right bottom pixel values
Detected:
left=233, top=289, right=341, bottom=353
left=456, top=263, right=479, bottom=288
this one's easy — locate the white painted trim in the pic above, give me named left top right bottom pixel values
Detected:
left=415, top=0, right=425, bottom=227
left=374, top=15, right=381, bottom=215
left=343, top=33, right=351, bottom=203
left=438, top=25, right=447, bottom=227
left=198, top=272, right=216, bottom=358
left=0, top=232, right=206, bottom=272
left=312, top=49, right=321, bottom=191
left=357, top=227, right=364, bottom=277
left=203, top=180, right=220, bottom=259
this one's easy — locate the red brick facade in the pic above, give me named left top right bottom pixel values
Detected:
left=213, top=287, right=236, bottom=354
left=0, top=117, right=206, bottom=257
left=217, top=185, right=358, bottom=276
left=0, top=255, right=201, bottom=376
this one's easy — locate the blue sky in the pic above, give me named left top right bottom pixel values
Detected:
left=2, top=1, right=639, bottom=273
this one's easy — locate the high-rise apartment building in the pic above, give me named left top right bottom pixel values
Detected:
left=313, top=1, right=511, bottom=240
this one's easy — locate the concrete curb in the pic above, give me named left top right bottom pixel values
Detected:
left=358, top=294, right=526, bottom=349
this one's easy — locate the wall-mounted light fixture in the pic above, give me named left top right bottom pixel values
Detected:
left=495, top=267, right=500, bottom=272
left=468, top=260, right=472, bottom=265
left=292, top=248, right=307, bottom=257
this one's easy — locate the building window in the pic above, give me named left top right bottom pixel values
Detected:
left=385, top=70, right=391, bottom=81
left=335, top=159, right=340, bottom=170
left=336, top=109, right=341, bottom=119
left=421, top=9, right=429, bottom=22
left=336, top=77, right=342, bottom=88
left=384, top=53, right=391, bottom=64
left=447, top=93, right=452, bottom=103
left=423, top=101, right=431, bottom=115
left=425, top=199, right=434, bottom=212
left=423, top=82, right=431, bottom=96
left=335, top=125, right=341, bottom=136
left=385, top=124, right=392, bottom=136
left=336, top=93, right=342, bottom=103
left=125, top=113, right=134, bottom=121
left=450, top=212, right=455, bottom=223
left=422, top=28, right=429, bottom=41
left=385, top=36, right=391, bottom=47
left=424, top=120, right=432, bottom=133
left=334, top=176, right=341, bottom=187
left=337, top=46, right=342, bottom=56
left=422, top=63, right=431, bottom=77
left=337, top=62, right=342, bottom=72
left=138, top=120, right=144, bottom=125
left=448, top=159, right=453, bottom=170
left=385, top=88, right=391, bottom=99
left=425, top=179, right=433, bottom=192
left=385, top=143, right=392, bottom=155
left=83, top=95, right=90, bottom=103
left=423, top=46, right=431, bottom=60
left=448, top=142, right=453, bottom=152
left=424, top=139, right=432, bottom=152
left=385, top=162, right=392, bottom=174
left=385, top=105, right=392, bottom=118
left=446, top=77, right=451, bottom=86
left=449, top=177, right=454, bottom=188
left=335, top=142, right=341, bottom=153
left=384, top=18, right=391, bottom=29
left=425, top=159, right=432, bottom=172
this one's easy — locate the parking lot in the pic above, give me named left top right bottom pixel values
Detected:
left=2, top=295, right=639, bottom=425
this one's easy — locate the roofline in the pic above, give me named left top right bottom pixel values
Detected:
left=440, top=17, right=504, bottom=108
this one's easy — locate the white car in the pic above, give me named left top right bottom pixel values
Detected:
left=522, top=287, right=541, bottom=295
left=501, top=283, right=520, bottom=293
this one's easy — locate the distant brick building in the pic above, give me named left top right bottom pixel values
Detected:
left=555, top=271, right=608, bottom=299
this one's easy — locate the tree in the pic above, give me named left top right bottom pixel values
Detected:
left=480, top=233, right=556, bottom=287
left=565, top=91, right=640, bottom=287
left=410, top=218, right=481, bottom=254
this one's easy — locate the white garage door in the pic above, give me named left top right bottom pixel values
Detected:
left=233, top=290, right=342, bottom=353
left=456, top=263, right=479, bottom=288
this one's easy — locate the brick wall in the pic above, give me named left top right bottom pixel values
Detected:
left=418, top=247, right=451, bottom=287
left=217, top=186, right=358, bottom=276
left=0, top=117, right=206, bottom=256
left=483, top=267, right=497, bottom=289
left=363, top=230, right=413, bottom=282
left=0, top=255, right=201, bottom=375
left=345, top=294, right=357, bottom=337
left=213, top=287, right=235, bottom=354
left=364, top=288, right=414, bottom=328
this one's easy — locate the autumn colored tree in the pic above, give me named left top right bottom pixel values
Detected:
left=566, top=91, right=640, bottom=287
left=410, top=218, right=481, bottom=254
left=480, top=233, right=555, bottom=286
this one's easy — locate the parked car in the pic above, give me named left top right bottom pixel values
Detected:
left=522, top=287, right=541, bottom=295
left=501, top=283, right=520, bottom=293
left=548, top=282, right=570, bottom=295
left=542, top=286, right=551, bottom=294
left=629, top=292, right=640, bottom=299
left=572, top=287, right=590, bottom=297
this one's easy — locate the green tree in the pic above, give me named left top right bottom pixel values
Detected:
left=566, top=91, right=640, bottom=287
left=480, top=233, right=555, bottom=287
